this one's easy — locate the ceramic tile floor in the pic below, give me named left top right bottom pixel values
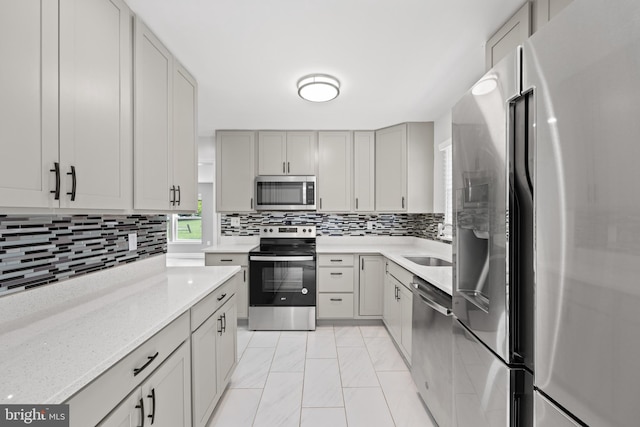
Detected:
left=207, top=324, right=436, bottom=427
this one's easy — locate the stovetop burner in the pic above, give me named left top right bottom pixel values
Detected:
left=250, top=225, right=317, bottom=256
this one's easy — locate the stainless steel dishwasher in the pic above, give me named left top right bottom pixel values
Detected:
left=411, top=275, right=453, bottom=427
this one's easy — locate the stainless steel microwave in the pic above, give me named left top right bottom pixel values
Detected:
left=254, top=176, right=316, bottom=211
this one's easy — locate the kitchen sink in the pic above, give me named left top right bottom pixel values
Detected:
left=403, top=256, right=452, bottom=267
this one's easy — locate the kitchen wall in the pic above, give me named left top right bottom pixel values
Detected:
left=220, top=212, right=446, bottom=241
left=0, top=215, right=166, bottom=296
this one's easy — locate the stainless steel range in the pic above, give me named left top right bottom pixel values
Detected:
left=248, top=225, right=316, bottom=331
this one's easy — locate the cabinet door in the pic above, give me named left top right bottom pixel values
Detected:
left=399, top=284, right=413, bottom=360
left=485, top=2, right=530, bottom=70
left=0, top=1, right=58, bottom=208
left=134, top=17, right=172, bottom=210
left=172, top=62, right=198, bottom=212
left=217, top=298, right=237, bottom=390
left=353, top=131, right=375, bottom=212
left=216, top=131, right=256, bottom=212
left=237, top=267, right=249, bottom=319
left=258, top=131, right=286, bottom=175
left=99, top=389, right=143, bottom=427
left=375, top=124, right=407, bottom=211
left=359, top=255, right=384, bottom=316
left=141, top=341, right=191, bottom=427
left=59, top=0, right=133, bottom=209
left=191, top=313, right=219, bottom=427
left=383, top=272, right=401, bottom=341
left=286, top=131, right=316, bottom=175
left=318, top=131, right=351, bottom=212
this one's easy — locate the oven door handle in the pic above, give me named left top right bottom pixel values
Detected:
left=249, top=256, right=314, bottom=262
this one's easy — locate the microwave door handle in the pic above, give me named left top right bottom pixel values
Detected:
left=302, top=182, right=307, bottom=205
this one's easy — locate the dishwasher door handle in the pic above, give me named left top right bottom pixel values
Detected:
left=417, top=293, right=452, bottom=316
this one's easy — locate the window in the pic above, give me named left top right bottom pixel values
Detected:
left=168, top=195, right=203, bottom=242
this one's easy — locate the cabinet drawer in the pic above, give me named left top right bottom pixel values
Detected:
left=205, top=253, right=248, bottom=267
left=387, top=260, right=413, bottom=288
left=318, top=254, right=354, bottom=267
left=67, top=312, right=190, bottom=427
left=318, top=293, right=354, bottom=319
left=191, top=272, right=239, bottom=332
left=318, top=268, right=354, bottom=292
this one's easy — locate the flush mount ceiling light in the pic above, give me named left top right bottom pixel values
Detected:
left=472, top=76, right=498, bottom=96
left=297, top=74, right=340, bottom=102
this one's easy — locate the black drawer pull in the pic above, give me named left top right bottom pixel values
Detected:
left=330, top=298, right=343, bottom=302
left=67, top=165, right=76, bottom=201
left=220, top=259, right=233, bottom=262
left=133, top=352, right=158, bottom=376
left=147, top=388, right=155, bottom=425
left=135, top=397, right=145, bottom=427
left=176, top=185, right=181, bottom=206
left=330, top=272, right=343, bottom=276
left=50, top=162, right=60, bottom=200
left=330, top=259, right=343, bottom=262
left=217, top=293, right=227, bottom=301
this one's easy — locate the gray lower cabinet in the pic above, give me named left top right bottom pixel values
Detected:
left=383, top=260, right=413, bottom=362
left=358, top=255, right=384, bottom=316
left=317, top=254, right=355, bottom=319
left=191, top=295, right=237, bottom=427
left=100, top=340, right=192, bottom=427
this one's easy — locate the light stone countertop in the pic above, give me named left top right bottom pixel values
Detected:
left=202, top=236, right=453, bottom=295
left=0, top=256, right=240, bottom=405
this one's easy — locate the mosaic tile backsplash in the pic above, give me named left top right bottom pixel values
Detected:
left=0, top=215, right=167, bottom=296
left=221, top=212, right=446, bottom=241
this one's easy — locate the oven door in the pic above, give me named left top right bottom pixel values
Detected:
left=249, top=255, right=316, bottom=306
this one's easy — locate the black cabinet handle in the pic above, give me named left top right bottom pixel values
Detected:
left=222, top=313, right=227, bottom=332
left=50, top=162, right=60, bottom=200
left=217, top=316, right=223, bottom=335
left=283, top=162, right=286, bottom=174
left=67, top=165, right=76, bottom=201
left=356, top=198, right=358, bottom=209
left=243, top=269, right=246, bottom=282
left=330, top=272, right=343, bottom=276
left=133, top=352, right=159, bottom=376
left=176, top=185, right=181, bottom=206
left=169, top=185, right=176, bottom=206
left=220, top=259, right=232, bottom=262
left=319, top=198, right=322, bottom=209
left=147, top=388, right=155, bottom=425
left=402, top=196, right=405, bottom=209
left=135, top=397, right=145, bottom=427
left=287, top=162, right=290, bottom=173
left=330, top=298, right=343, bottom=302
left=330, top=259, right=342, bottom=262
left=217, top=293, right=227, bottom=301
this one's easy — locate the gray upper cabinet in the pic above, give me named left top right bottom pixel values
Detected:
left=375, top=123, right=433, bottom=213
left=257, top=131, right=316, bottom=175
left=375, top=124, right=407, bottom=212
left=532, top=0, right=574, bottom=33
left=171, top=63, right=198, bottom=212
left=485, top=2, right=531, bottom=70
left=353, top=131, right=375, bottom=212
left=134, top=18, right=197, bottom=212
left=0, top=1, right=58, bottom=208
left=216, top=131, right=256, bottom=212
left=0, top=0, right=133, bottom=210
left=318, top=131, right=352, bottom=212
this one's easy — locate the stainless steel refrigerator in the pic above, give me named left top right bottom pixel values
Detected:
left=452, top=0, right=640, bottom=425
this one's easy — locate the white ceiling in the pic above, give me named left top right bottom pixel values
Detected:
left=126, top=0, right=524, bottom=136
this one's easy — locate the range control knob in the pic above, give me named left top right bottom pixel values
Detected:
left=263, top=228, right=268, bottom=232
left=269, top=229, right=273, bottom=232
left=302, top=229, right=307, bottom=233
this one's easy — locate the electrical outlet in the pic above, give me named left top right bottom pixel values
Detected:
left=367, top=221, right=375, bottom=230
left=128, top=233, right=137, bottom=251
left=230, top=217, right=240, bottom=227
